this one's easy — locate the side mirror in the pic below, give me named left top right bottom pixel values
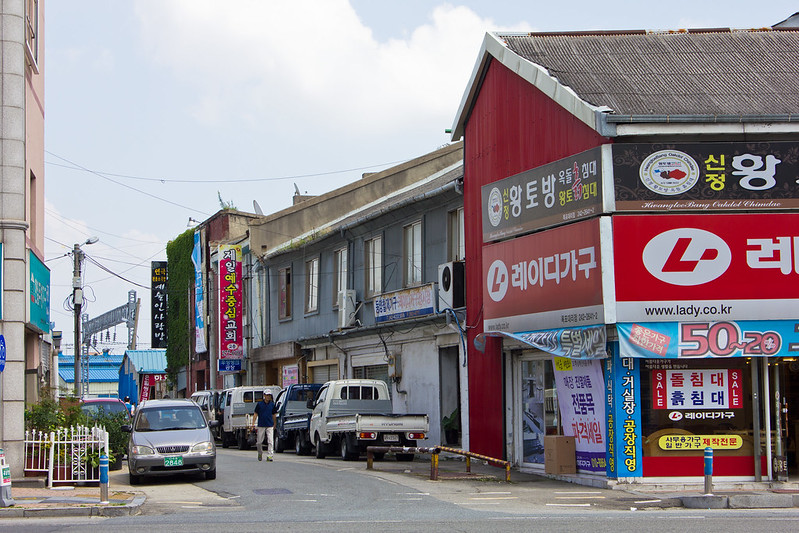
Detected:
left=121, top=424, right=132, bottom=433
left=306, top=398, right=314, bottom=409
left=208, top=420, right=220, bottom=428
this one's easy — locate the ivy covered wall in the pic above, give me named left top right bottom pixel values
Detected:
left=165, top=229, right=194, bottom=383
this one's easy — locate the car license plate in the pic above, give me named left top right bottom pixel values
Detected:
left=383, top=434, right=399, bottom=442
left=164, top=456, right=184, bottom=467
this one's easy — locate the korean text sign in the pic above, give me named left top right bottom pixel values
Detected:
left=613, top=214, right=799, bottom=322
left=218, top=245, right=243, bottom=361
left=606, top=344, right=643, bottom=478
left=553, top=358, right=607, bottom=472
left=652, top=368, right=743, bottom=410
left=481, top=146, right=605, bottom=242
left=482, top=217, right=605, bottom=332
left=151, top=261, right=167, bottom=349
left=612, top=142, right=799, bottom=211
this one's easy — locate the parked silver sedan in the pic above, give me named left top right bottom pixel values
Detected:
left=122, top=399, right=218, bottom=484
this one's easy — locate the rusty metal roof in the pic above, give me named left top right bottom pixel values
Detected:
left=499, top=29, right=799, bottom=117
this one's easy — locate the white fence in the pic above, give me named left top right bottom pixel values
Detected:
left=24, top=425, right=110, bottom=487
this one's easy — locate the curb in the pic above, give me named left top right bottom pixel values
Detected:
left=0, top=493, right=145, bottom=518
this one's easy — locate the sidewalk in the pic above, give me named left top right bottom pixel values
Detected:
left=0, top=473, right=145, bottom=518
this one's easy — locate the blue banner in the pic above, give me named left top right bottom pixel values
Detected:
left=475, top=325, right=607, bottom=359
left=607, top=342, right=643, bottom=478
left=218, top=359, right=241, bottom=373
left=618, top=320, right=799, bottom=359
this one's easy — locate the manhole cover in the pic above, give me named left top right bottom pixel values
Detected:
left=253, top=488, right=293, bottom=495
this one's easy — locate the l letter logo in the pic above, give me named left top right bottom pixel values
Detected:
left=643, top=229, right=731, bottom=286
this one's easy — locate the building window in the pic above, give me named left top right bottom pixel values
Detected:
left=353, top=364, right=391, bottom=395
left=278, top=266, right=292, bottom=320
left=333, top=246, right=348, bottom=306
left=25, top=0, right=40, bottom=71
left=365, top=235, right=382, bottom=298
left=305, top=257, right=319, bottom=314
left=448, top=207, right=465, bottom=261
left=403, top=221, right=422, bottom=286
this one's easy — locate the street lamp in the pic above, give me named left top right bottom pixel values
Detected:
left=73, top=237, right=98, bottom=397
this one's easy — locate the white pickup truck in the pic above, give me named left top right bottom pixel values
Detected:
left=220, top=385, right=282, bottom=449
left=308, top=379, right=428, bottom=461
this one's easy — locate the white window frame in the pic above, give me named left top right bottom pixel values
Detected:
left=333, top=246, right=348, bottom=306
left=25, top=0, right=40, bottom=73
left=365, top=235, right=383, bottom=298
left=305, top=257, right=319, bottom=314
left=448, top=207, right=465, bottom=262
left=403, top=220, right=423, bottom=287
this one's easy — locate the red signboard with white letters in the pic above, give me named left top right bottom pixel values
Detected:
left=613, top=214, right=799, bottom=322
left=482, top=218, right=606, bottom=332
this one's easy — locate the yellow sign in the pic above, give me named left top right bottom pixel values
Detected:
left=553, top=357, right=573, bottom=371
left=658, top=434, right=743, bottom=450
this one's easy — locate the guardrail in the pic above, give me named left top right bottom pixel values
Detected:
left=366, top=445, right=511, bottom=482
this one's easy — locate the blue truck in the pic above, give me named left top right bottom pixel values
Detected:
left=274, top=383, right=323, bottom=455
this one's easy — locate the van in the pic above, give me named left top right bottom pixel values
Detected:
left=220, top=385, right=282, bottom=449
left=190, top=389, right=222, bottom=439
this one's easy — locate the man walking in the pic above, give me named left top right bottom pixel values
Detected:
left=254, top=391, right=277, bottom=461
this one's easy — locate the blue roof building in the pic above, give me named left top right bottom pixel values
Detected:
left=119, top=349, right=168, bottom=405
left=57, top=351, right=125, bottom=398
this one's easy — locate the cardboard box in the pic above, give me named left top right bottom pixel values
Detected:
left=544, top=435, right=576, bottom=474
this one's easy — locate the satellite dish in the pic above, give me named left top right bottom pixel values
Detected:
left=253, top=200, right=264, bottom=215
left=293, top=182, right=301, bottom=196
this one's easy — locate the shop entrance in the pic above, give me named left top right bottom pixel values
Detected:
left=766, top=358, right=799, bottom=479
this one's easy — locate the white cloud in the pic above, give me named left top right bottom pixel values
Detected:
left=132, top=1, right=530, bottom=133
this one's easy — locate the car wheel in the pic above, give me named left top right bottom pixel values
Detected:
left=314, top=434, right=326, bottom=459
left=340, top=437, right=358, bottom=461
left=205, top=468, right=217, bottom=480
left=129, top=472, right=141, bottom=485
left=275, top=437, right=286, bottom=453
left=295, top=434, right=305, bottom=455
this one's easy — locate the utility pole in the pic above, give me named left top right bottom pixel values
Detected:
left=72, top=238, right=98, bottom=397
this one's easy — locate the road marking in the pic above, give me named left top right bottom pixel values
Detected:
left=634, top=499, right=663, bottom=504
left=472, top=491, right=511, bottom=495
left=470, top=496, right=518, bottom=500
left=545, top=503, right=592, bottom=507
left=455, top=502, right=501, bottom=506
left=554, top=491, right=602, bottom=494
left=289, top=499, right=318, bottom=502
left=555, top=496, right=606, bottom=500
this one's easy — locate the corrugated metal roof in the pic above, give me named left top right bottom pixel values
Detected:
left=499, top=29, right=799, bottom=117
left=58, top=367, right=122, bottom=383
left=124, top=349, right=167, bottom=374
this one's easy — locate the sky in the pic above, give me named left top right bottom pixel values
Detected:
left=43, top=1, right=798, bottom=356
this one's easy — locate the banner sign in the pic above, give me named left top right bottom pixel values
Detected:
left=282, top=364, right=299, bottom=387
left=151, top=261, right=167, bottom=348
left=474, top=325, right=607, bottom=360
left=28, top=250, right=50, bottom=333
left=218, top=245, right=243, bottom=361
left=606, top=344, right=643, bottom=478
left=659, top=434, right=743, bottom=451
left=553, top=358, right=607, bottom=472
left=218, top=359, right=242, bottom=373
left=613, top=213, right=799, bottom=322
left=652, top=368, right=743, bottom=410
left=192, top=231, right=207, bottom=353
left=140, top=374, right=152, bottom=402
left=374, top=284, right=436, bottom=323
left=612, top=142, right=799, bottom=211
left=483, top=217, right=606, bottom=332
left=481, top=146, right=606, bottom=242
left=617, top=320, right=799, bottom=359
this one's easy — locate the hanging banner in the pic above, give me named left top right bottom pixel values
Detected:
left=140, top=374, right=152, bottom=402
left=617, top=320, right=799, bottom=359
left=474, top=325, right=607, bottom=359
left=218, top=244, right=243, bottom=364
left=192, top=231, right=207, bottom=353
left=151, top=261, right=167, bottom=348
left=606, top=343, right=643, bottom=478
left=553, top=358, right=607, bottom=472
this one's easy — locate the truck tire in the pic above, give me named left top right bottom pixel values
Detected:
left=396, top=453, right=415, bottom=461
left=276, top=436, right=286, bottom=453
left=237, top=430, right=249, bottom=450
left=221, top=431, right=231, bottom=449
left=314, top=434, right=327, bottom=459
left=340, top=436, right=358, bottom=461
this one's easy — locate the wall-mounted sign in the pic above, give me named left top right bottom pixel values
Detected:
left=613, top=142, right=799, bottom=211
left=28, top=250, right=50, bottom=334
left=652, top=368, right=743, bottom=410
left=614, top=213, right=799, bottom=322
left=482, top=217, right=607, bottom=333
left=192, top=231, right=207, bottom=353
left=481, top=146, right=608, bottom=242
left=151, top=261, right=167, bottom=348
left=218, top=245, right=243, bottom=361
left=374, top=284, right=436, bottom=323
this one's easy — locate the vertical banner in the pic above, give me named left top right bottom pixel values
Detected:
left=140, top=374, right=152, bottom=402
left=151, top=261, right=168, bottom=348
left=192, top=231, right=208, bottom=353
left=553, top=358, right=607, bottom=472
left=28, top=250, right=50, bottom=333
left=608, top=343, right=643, bottom=478
left=218, top=244, right=243, bottom=372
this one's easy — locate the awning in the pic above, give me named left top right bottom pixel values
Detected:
left=474, top=325, right=607, bottom=360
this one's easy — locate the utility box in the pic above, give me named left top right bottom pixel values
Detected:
left=544, top=435, right=576, bottom=474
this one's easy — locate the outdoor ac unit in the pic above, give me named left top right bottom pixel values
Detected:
left=438, top=261, right=465, bottom=311
left=337, top=289, right=357, bottom=329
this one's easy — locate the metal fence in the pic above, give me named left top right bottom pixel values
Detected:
left=24, top=425, right=110, bottom=488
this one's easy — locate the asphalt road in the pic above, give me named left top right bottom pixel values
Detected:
left=1, top=448, right=798, bottom=532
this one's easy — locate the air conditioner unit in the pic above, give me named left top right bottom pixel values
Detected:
left=337, top=289, right=357, bottom=329
left=438, top=261, right=465, bottom=311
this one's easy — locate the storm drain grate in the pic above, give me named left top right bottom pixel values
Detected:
left=253, top=488, right=293, bottom=495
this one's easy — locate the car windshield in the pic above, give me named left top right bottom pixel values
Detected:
left=134, top=407, right=207, bottom=431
